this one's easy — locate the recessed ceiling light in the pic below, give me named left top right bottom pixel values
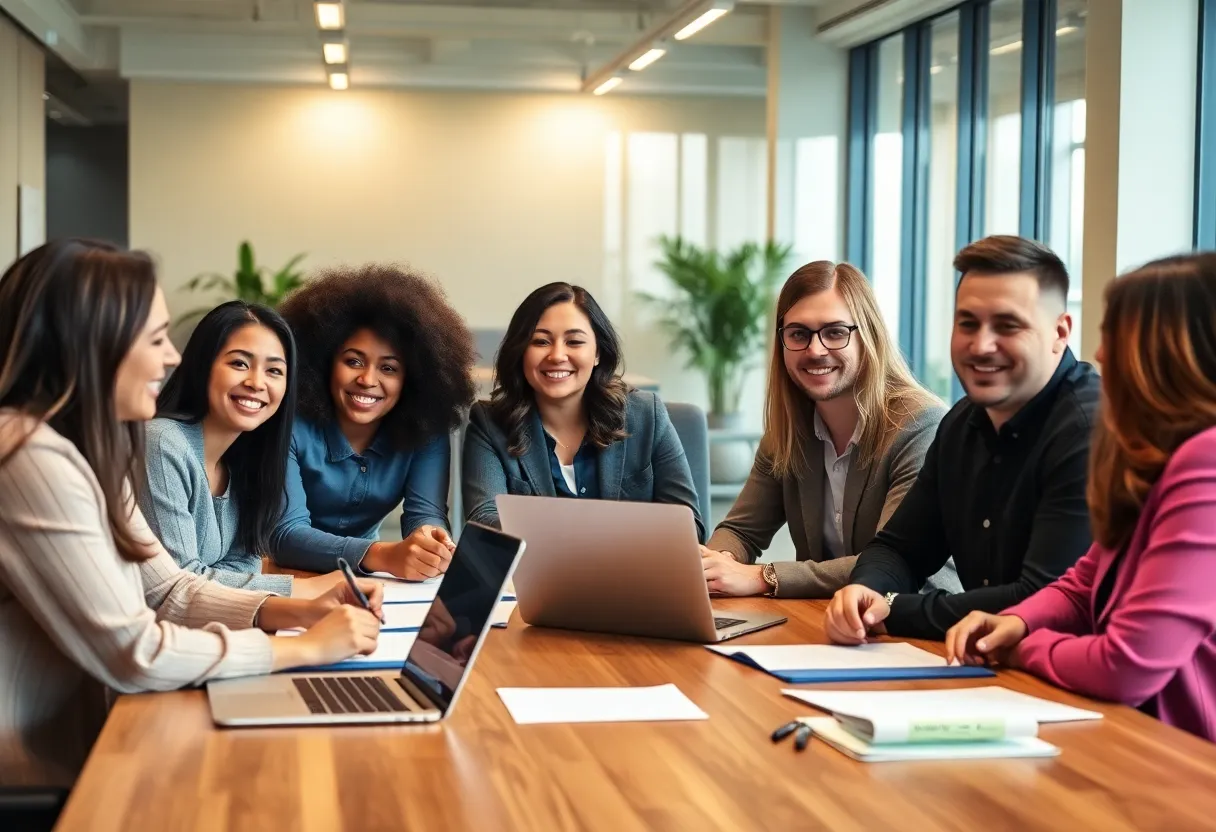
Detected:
left=315, top=2, right=344, bottom=31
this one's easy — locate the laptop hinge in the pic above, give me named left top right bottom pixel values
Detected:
left=393, top=674, right=436, bottom=712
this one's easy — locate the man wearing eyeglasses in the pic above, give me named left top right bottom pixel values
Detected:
left=825, top=235, right=1101, bottom=643
left=700, top=261, right=958, bottom=598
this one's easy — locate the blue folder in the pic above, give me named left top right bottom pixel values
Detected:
left=718, top=651, right=996, bottom=683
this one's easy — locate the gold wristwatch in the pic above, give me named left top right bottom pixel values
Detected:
left=761, top=563, right=779, bottom=597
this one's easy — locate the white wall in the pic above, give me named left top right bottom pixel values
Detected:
left=129, top=82, right=768, bottom=420
left=0, top=15, right=44, bottom=267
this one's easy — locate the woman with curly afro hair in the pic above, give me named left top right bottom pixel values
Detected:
left=462, top=282, right=704, bottom=541
left=270, top=264, right=476, bottom=580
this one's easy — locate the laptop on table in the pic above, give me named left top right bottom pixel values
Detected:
left=206, top=522, right=525, bottom=726
left=496, top=495, right=785, bottom=643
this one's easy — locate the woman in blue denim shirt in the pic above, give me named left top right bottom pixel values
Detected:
left=270, top=264, right=476, bottom=579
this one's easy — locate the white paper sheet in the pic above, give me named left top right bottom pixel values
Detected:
left=783, top=686, right=1103, bottom=724
left=496, top=684, right=708, bottom=725
left=491, top=599, right=517, bottom=628
left=333, top=630, right=417, bottom=666
left=275, top=629, right=417, bottom=667
left=382, top=603, right=429, bottom=630
left=708, top=642, right=948, bottom=671
left=379, top=579, right=441, bottom=604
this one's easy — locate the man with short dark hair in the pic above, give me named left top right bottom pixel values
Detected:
left=825, top=234, right=1101, bottom=642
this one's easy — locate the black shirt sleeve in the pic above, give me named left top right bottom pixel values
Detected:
left=881, top=420, right=1095, bottom=640
left=849, top=424, right=951, bottom=595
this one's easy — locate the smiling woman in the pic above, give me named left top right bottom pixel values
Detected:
left=272, top=264, right=477, bottom=580
left=140, top=301, right=306, bottom=596
left=462, top=282, right=705, bottom=542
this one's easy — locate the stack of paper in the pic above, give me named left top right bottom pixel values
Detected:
left=783, top=687, right=1102, bottom=762
left=707, top=642, right=995, bottom=682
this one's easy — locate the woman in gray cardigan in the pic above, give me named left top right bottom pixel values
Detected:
left=141, top=302, right=343, bottom=598
left=463, top=282, right=705, bottom=542
left=702, top=261, right=958, bottom=598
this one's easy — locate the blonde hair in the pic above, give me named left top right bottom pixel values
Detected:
left=761, top=261, right=940, bottom=478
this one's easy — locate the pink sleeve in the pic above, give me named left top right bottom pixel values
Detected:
left=1003, top=543, right=1100, bottom=636
left=1012, top=434, right=1216, bottom=706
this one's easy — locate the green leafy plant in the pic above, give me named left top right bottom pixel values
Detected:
left=639, top=235, right=792, bottom=416
left=178, top=241, right=306, bottom=325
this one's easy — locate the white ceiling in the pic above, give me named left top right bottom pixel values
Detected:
left=23, top=0, right=807, bottom=103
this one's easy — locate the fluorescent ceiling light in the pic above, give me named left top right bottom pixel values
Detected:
left=629, top=47, right=667, bottom=71
left=674, top=1, right=733, bottom=41
left=593, top=76, right=623, bottom=95
left=328, top=71, right=349, bottom=91
left=322, top=41, right=348, bottom=65
left=315, top=2, right=344, bottom=31
left=1056, top=24, right=1079, bottom=36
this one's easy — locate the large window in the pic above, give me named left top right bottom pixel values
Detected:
left=924, top=13, right=961, bottom=399
left=870, top=35, right=904, bottom=343
left=846, top=0, right=1088, bottom=398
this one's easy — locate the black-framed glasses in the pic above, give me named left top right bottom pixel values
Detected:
left=777, top=323, right=858, bottom=352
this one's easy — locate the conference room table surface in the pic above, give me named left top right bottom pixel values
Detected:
left=55, top=593, right=1216, bottom=832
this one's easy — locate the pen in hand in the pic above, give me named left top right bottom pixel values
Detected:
left=336, top=557, right=386, bottom=624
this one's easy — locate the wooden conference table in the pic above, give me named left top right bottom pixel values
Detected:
left=55, top=594, right=1216, bottom=831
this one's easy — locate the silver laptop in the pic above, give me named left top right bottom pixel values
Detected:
left=206, top=522, right=524, bottom=726
left=497, top=495, right=785, bottom=643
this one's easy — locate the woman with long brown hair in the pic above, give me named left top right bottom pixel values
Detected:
left=703, top=261, right=952, bottom=598
left=946, top=252, right=1216, bottom=741
left=0, top=240, right=382, bottom=787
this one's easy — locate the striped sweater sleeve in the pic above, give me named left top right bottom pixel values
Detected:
left=0, top=435, right=273, bottom=693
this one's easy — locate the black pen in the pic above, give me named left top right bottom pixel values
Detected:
left=336, top=557, right=385, bottom=624
left=771, top=720, right=800, bottom=742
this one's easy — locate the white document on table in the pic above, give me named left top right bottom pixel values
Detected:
left=491, top=599, right=517, bottom=628
left=783, top=686, right=1103, bottom=724
left=708, top=642, right=949, bottom=670
left=496, top=684, right=708, bottom=725
left=382, top=603, right=429, bottom=630
left=379, top=579, right=441, bottom=604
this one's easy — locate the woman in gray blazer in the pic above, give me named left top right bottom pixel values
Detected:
left=463, top=282, right=705, bottom=542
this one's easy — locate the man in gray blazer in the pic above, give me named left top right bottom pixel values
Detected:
left=702, top=261, right=959, bottom=599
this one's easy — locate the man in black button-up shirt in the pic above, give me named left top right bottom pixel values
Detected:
left=826, top=235, right=1101, bottom=642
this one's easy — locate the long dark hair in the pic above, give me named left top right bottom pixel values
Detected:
left=0, top=238, right=159, bottom=562
left=489, top=282, right=628, bottom=456
left=1089, top=253, right=1216, bottom=549
left=278, top=264, right=476, bottom=450
left=157, top=301, right=298, bottom=555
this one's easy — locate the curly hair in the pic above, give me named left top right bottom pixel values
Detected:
left=489, top=282, right=628, bottom=456
left=278, top=263, right=476, bottom=450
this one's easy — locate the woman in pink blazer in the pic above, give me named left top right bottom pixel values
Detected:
left=945, top=252, right=1216, bottom=742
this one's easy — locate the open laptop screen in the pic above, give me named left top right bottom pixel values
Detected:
left=399, top=523, right=522, bottom=714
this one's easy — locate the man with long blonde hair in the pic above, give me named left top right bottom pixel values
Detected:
left=701, top=261, right=956, bottom=598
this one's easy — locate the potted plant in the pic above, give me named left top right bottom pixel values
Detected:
left=177, top=241, right=306, bottom=329
left=639, top=235, right=792, bottom=482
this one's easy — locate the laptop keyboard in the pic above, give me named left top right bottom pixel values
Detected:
left=293, top=676, right=410, bottom=715
left=714, top=617, right=747, bottom=630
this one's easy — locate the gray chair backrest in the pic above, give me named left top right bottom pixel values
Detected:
left=664, top=401, right=710, bottom=540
